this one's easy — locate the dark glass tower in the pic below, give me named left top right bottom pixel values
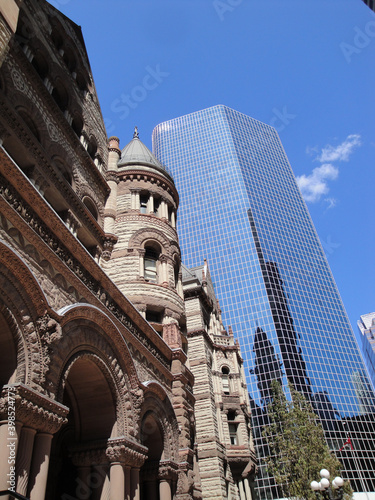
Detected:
left=153, top=105, right=375, bottom=499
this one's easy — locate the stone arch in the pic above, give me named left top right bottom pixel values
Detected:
left=129, top=227, right=171, bottom=254
left=49, top=304, right=139, bottom=427
left=139, top=384, right=179, bottom=499
left=0, top=242, right=51, bottom=391
left=51, top=154, right=74, bottom=186
left=47, top=351, right=118, bottom=499
left=80, top=184, right=104, bottom=221
left=46, top=305, right=142, bottom=498
left=16, top=105, right=41, bottom=142
left=29, top=41, right=50, bottom=81
left=60, top=351, right=118, bottom=439
left=140, top=383, right=179, bottom=462
left=82, top=194, right=99, bottom=221
left=0, top=301, right=24, bottom=389
left=46, top=142, right=77, bottom=185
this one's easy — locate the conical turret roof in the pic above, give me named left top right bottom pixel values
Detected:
left=118, top=127, right=165, bottom=170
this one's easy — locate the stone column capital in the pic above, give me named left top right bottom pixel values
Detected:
left=0, top=384, right=68, bottom=434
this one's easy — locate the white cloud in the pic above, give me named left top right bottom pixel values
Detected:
left=296, top=164, right=339, bottom=203
left=317, top=134, right=361, bottom=163
left=324, top=197, right=337, bottom=210
left=299, top=134, right=361, bottom=204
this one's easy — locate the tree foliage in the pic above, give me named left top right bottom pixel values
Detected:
left=262, top=380, right=352, bottom=500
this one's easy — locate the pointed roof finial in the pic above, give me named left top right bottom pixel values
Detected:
left=133, top=126, right=139, bottom=139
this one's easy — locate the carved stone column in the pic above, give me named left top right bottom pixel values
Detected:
left=110, top=462, right=124, bottom=499
left=102, top=234, right=118, bottom=262
left=105, top=437, right=147, bottom=500
left=130, top=467, right=140, bottom=500
left=148, top=193, right=154, bottom=214
left=138, top=249, right=146, bottom=279
left=158, top=464, right=176, bottom=500
left=0, top=384, right=68, bottom=500
left=160, top=198, right=168, bottom=219
left=124, top=466, right=131, bottom=500
left=160, top=478, right=172, bottom=500
left=28, top=432, right=53, bottom=500
left=171, top=210, right=176, bottom=228
left=244, top=477, right=252, bottom=500
left=16, top=426, right=37, bottom=496
left=160, top=254, right=168, bottom=285
left=238, top=479, right=246, bottom=500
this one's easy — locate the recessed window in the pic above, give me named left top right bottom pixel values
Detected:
left=144, top=247, right=159, bottom=282
left=140, top=195, right=148, bottom=214
left=228, top=423, right=238, bottom=445
left=146, top=309, right=162, bottom=323
left=154, top=197, right=161, bottom=217
left=222, top=366, right=230, bottom=395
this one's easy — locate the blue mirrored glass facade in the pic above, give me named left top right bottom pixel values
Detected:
left=153, top=105, right=375, bottom=499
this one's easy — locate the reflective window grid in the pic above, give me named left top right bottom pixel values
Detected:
left=153, top=105, right=375, bottom=499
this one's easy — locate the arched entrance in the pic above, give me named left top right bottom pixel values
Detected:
left=47, top=354, right=117, bottom=499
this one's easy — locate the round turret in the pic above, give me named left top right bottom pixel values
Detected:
left=103, top=129, right=185, bottom=345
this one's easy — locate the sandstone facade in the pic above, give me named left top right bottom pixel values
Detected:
left=0, top=1, right=256, bottom=499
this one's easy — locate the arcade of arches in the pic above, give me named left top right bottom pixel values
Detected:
left=0, top=249, right=192, bottom=500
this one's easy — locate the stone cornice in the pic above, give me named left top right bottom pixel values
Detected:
left=116, top=168, right=179, bottom=206
left=183, top=285, right=213, bottom=312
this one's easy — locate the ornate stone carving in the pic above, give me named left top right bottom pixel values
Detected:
left=0, top=172, right=171, bottom=369
left=105, top=437, right=147, bottom=467
left=101, top=234, right=118, bottom=261
left=158, top=461, right=179, bottom=481
left=36, top=313, right=62, bottom=345
left=0, top=383, right=68, bottom=433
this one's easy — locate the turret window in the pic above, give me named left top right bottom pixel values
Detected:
left=140, top=195, right=148, bottom=214
left=144, top=247, right=159, bottom=282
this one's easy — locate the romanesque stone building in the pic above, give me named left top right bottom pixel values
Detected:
left=183, top=264, right=257, bottom=499
left=0, top=1, right=257, bottom=499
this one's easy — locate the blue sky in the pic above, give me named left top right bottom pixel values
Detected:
left=56, top=0, right=375, bottom=338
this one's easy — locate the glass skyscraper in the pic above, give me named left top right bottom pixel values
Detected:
left=153, top=105, right=375, bottom=499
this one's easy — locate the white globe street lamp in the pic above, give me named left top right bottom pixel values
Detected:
left=310, top=469, right=344, bottom=500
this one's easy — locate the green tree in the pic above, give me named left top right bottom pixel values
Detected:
left=262, top=380, right=352, bottom=500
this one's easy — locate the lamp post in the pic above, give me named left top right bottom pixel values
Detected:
left=310, top=469, right=344, bottom=500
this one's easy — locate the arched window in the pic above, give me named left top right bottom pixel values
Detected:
left=83, top=196, right=98, bottom=221
left=87, top=138, right=98, bottom=161
left=53, top=157, right=73, bottom=186
left=72, top=115, right=83, bottom=138
left=62, top=47, right=77, bottom=72
left=222, top=366, right=230, bottom=395
left=52, top=82, right=68, bottom=112
left=31, top=51, right=48, bottom=80
left=144, top=246, right=160, bottom=283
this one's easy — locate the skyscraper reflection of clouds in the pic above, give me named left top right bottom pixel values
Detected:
left=153, top=105, right=375, bottom=499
